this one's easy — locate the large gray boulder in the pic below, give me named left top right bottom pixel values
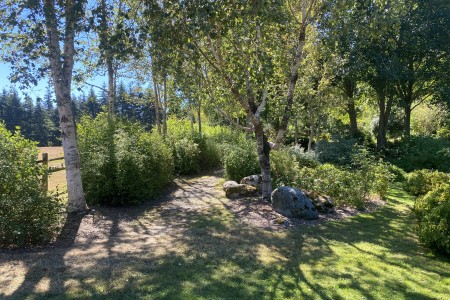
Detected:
left=223, top=181, right=258, bottom=198
left=240, top=175, right=262, bottom=191
left=303, top=190, right=335, bottom=213
left=271, top=187, right=319, bottom=219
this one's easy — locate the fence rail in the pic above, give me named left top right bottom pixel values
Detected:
left=37, top=153, right=65, bottom=191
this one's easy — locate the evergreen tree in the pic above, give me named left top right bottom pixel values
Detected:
left=4, top=88, right=24, bottom=133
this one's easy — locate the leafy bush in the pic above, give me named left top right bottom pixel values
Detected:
left=351, top=146, right=393, bottom=200
left=386, top=136, right=450, bottom=172
left=294, top=147, right=393, bottom=208
left=78, top=113, right=173, bottom=206
left=404, top=169, right=450, bottom=196
left=270, top=148, right=300, bottom=187
left=0, top=124, right=62, bottom=247
left=414, top=184, right=450, bottom=255
left=316, top=138, right=358, bottom=166
left=287, top=146, right=319, bottom=168
left=222, top=139, right=260, bottom=182
left=386, top=163, right=407, bottom=183
left=173, top=138, right=201, bottom=174
left=437, top=127, right=450, bottom=140
left=166, top=118, right=222, bottom=174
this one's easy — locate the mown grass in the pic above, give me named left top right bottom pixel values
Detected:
left=1, top=183, right=449, bottom=299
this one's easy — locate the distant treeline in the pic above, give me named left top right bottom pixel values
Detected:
left=0, top=82, right=157, bottom=146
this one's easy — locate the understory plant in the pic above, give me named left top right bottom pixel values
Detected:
left=404, top=169, right=450, bottom=196
left=0, top=124, right=62, bottom=247
left=271, top=146, right=392, bottom=208
left=78, top=113, right=173, bottom=206
left=166, top=118, right=222, bottom=174
left=414, top=183, right=450, bottom=255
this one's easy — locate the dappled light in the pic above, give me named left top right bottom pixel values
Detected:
left=1, top=175, right=449, bottom=299
left=0, top=0, right=449, bottom=298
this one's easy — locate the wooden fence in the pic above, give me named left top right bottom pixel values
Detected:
left=36, top=153, right=65, bottom=191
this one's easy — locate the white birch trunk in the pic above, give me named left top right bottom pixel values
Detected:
left=43, top=0, right=86, bottom=213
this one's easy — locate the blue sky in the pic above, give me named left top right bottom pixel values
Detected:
left=0, top=62, right=111, bottom=100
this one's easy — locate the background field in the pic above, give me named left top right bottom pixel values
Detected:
left=39, top=146, right=66, bottom=192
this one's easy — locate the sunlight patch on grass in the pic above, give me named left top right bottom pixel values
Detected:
left=33, top=276, right=50, bottom=294
left=256, top=244, right=288, bottom=265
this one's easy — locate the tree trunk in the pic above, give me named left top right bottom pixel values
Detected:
left=255, top=123, right=272, bottom=201
left=107, top=59, right=115, bottom=115
left=294, top=117, right=299, bottom=145
left=308, top=110, right=314, bottom=151
left=376, top=93, right=393, bottom=150
left=44, top=0, right=85, bottom=213
left=101, top=0, right=115, bottom=116
left=347, top=99, right=358, bottom=137
left=197, top=97, right=202, bottom=135
left=162, top=75, right=167, bottom=138
left=246, top=114, right=252, bottom=140
left=403, top=103, right=411, bottom=138
left=55, top=84, right=86, bottom=213
left=152, top=73, right=161, bottom=135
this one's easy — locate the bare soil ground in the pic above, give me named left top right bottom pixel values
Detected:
left=0, top=171, right=384, bottom=298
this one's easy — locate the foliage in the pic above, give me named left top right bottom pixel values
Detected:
left=404, top=169, right=450, bottom=196
left=386, top=163, right=408, bottom=183
left=271, top=145, right=392, bottom=208
left=78, top=113, right=173, bottom=205
left=437, top=127, right=450, bottom=140
left=287, top=146, right=320, bottom=168
left=172, top=138, right=201, bottom=175
left=411, top=104, right=447, bottom=136
left=386, top=136, right=450, bottom=172
left=0, top=124, right=62, bottom=247
left=166, top=118, right=222, bottom=174
left=414, top=184, right=450, bottom=255
left=351, top=146, right=393, bottom=200
left=222, top=139, right=260, bottom=182
left=270, top=149, right=300, bottom=187
left=316, top=138, right=358, bottom=166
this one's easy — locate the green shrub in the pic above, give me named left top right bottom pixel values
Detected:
left=437, top=127, right=450, bottom=140
left=78, top=113, right=173, bottom=206
left=294, top=148, right=393, bottom=208
left=166, top=118, right=222, bottom=174
left=223, top=139, right=260, bottom=182
left=0, top=124, right=62, bottom=247
left=351, top=146, right=393, bottom=200
left=386, top=136, right=450, bottom=172
left=414, top=184, right=450, bottom=255
left=173, top=138, right=201, bottom=174
left=287, top=146, right=319, bottom=168
left=386, top=163, right=408, bottom=183
left=200, top=137, right=222, bottom=170
left=270, top=148, right=300, bottom=187
left=404, top=169, right=450, bottom=196
left=316, top=138, right=358, bottom=166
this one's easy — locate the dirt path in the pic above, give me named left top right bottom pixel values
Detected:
left=0, top=172, right=374, bottom=298
left=1, top=172, right=270, bottom=298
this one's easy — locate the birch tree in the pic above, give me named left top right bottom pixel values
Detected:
left=0, top=0, right=86, bottom=212
left=143, top=0, right=325, bottom=200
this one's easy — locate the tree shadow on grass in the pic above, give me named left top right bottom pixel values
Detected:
left=1, top=179, right=449, bottom=299
left=1, top=212, right=84, bottom=299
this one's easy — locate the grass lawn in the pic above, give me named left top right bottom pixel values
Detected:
left=1, top=178, right=448, bottom=299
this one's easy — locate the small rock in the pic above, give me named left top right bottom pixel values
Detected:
left=223, top=181, right=258, bottom=198
left=240, top=175, right=262, bottom=191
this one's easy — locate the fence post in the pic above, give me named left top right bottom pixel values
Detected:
left=42, top=153, right=49, bottom=191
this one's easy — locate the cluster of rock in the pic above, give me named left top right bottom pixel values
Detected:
left=223, top=174, right=335, bottom=220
